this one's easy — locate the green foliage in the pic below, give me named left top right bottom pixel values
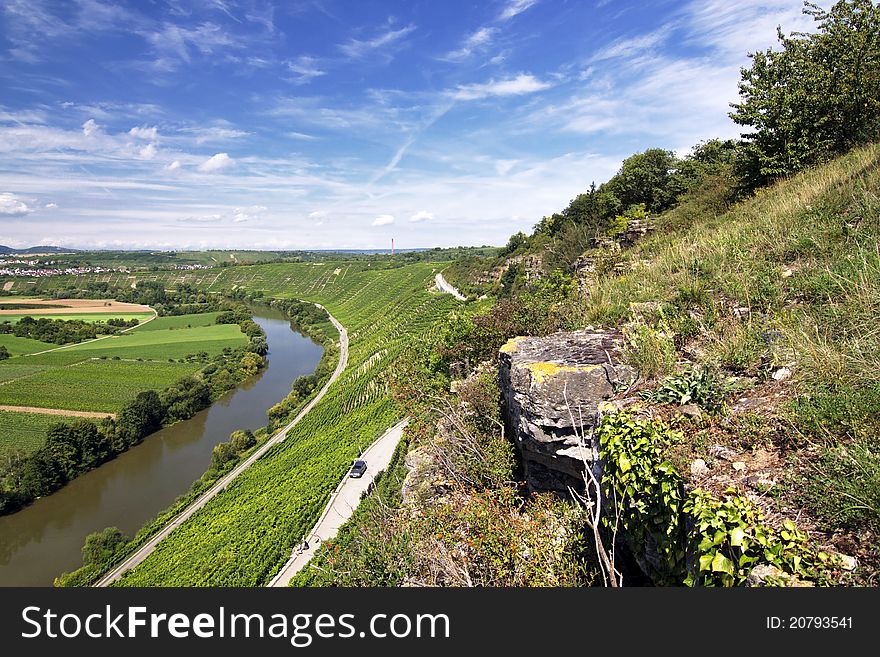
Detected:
left=597, top=412, right=833, bottom=586
left=640, top=366, right=731, bottom=413
left=82, top=527, right=128, bottom=567
left=730, top=0, right=880, bottom=188
left=605, top=148, right=684, bottom=215
left=0, top=345, right=8, bottom=360
left=621, top=323, right=676, bottom=379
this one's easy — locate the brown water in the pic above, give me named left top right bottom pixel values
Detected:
left=0, top=308, right=323, bottom=586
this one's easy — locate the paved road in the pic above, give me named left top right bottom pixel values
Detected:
left=268, top=418, right=409, bottom=587
left=94, top=304, right=348, bottom=587
left=435, top=272, right=466, bottom=301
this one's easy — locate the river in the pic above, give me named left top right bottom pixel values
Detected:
left=0, top=307, right=323, bottom=586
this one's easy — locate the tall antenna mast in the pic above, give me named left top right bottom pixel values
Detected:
left=391, top=238, right=395, bottom=255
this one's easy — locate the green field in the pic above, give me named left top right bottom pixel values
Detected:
left=0, top=410, right=80, bottom=458
left=0, top=322, right=247, bottom=414
left=106, top=260, right=458, bottom=586
left=0, top=312, right=153, bottom=324
left=135, top=312, right=222, bottom=331
left=0, top=360, right=202, bottom=413
left=0, top=334, right=56, bottom=356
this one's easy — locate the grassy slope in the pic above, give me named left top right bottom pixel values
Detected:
left=571, top=144, right=880, bottom=537
left=111, top=261, right=457, bottom=586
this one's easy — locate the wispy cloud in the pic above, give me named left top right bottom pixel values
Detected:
left=499, top=0, right=538, bottom=21
left=286, top=55, right=326, bottom=84
left=441, top=27, right=498, bottom=62
left=452, top=73, right=552, bottom=101
left=143, top=22, right=240, bottom=71
left=338, top=24, right=416, bottom=59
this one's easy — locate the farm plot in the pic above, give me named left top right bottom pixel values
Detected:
left=0, top=334, right=56, bottom=356
left=0, top=410, right=81, bottom=458
left=0, top=322, right=247, bottom=414
left=135, top=312, right=222, bottom=331
left=0, top=359, right=200, bottom=413
left=59, top=324, right=246, bottom=361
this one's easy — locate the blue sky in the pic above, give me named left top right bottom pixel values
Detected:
left=0, top=0, right=824, bottom=251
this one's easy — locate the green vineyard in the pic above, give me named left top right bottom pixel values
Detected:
left=79, top=261, right=459, bottom=585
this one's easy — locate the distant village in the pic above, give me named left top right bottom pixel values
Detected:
left=0, top=258, right=213, bottom=277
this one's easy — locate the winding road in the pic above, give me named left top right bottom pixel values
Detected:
left=267, top=418, right=409, bottom=587
left=94, top=303, right=348, bottom=587
left=435, top=272, right=466, bottom=301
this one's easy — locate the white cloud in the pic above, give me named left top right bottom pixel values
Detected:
left=45, top=202, right=57, bottom=209
left=198, top=152, right=232, bottom=172
left=339, top=24, right=416, bottom=58
left=499, top=0, right=538, bottom=21
left=285, top=131, right=318, bottom=141
left=287, top=55, right=325, bottom=84
left=129, top=125, right=159, bottom=140
left=231, top=205, right=267, bottom=223
left=178, top=124, right=250, bottom=145
left=139, top=143, right=157, bottom=159
left=442, top=27, right=498, bottom=61
left=409, top=210, right=433, bottom=223
left=82, top=118, right=101, bottom=136
left=372, top=214, right=394, bottom=226
left=144, top=22, right=240, bottom=71
left=0, top=192, right=32, bottom=217
left=453, top=74, right=552, bottom=101
left=165, top=159, right=181, bottom=171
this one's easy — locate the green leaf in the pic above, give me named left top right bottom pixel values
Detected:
left=729, top=527, right=746, bottom=547
left=711, top=552, right=734, bottom=575
left=699, top=554, right=714, bottom=572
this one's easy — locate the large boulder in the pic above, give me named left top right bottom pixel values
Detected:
left=499, top=329, right=634, bottom=496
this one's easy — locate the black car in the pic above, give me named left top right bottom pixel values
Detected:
left=349, top=460, right=367, bottom=478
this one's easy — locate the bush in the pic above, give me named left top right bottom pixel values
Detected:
left=621, top=323, right=676, bottom=379
left=640, top=366, right=731, bottom=414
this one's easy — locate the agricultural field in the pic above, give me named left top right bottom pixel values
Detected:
left=0, top=334, right=56, bottom=356
left=136, top=312, right=222, bottom=331
left=0, top=319, right=247, bottom=415
left=0, top=313, right=153, bottom=324
left=111, top=260, right=459, bottom=586
left=0, top=410, right=80, bottom=458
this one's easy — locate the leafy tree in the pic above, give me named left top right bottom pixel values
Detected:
left=230, top=429, right=256, bottom=453
left=82, top=527, right=127, bottom=566
left=0, top=345, right=9, bottom=360
left=730, top=0, right=880, bottom=188
left=604, top=148, right=684, bottom=214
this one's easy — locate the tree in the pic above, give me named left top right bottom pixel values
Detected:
left=604, top=149, right=684, bottom=214
left=230, top=429, right=256, bottom=453
left=0, top=345, right=9, bottom=360
left=730, top=0, right=880, bottom=188
left=82, top=527, right=127, bottom=566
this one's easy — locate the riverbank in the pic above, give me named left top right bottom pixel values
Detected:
left=0, top=308, right=323, bottom=586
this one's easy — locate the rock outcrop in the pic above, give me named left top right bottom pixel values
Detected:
left=499, top=329, right=634, bottom=496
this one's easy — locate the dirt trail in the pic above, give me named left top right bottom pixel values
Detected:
left=0, top=405, right=115, bottom=418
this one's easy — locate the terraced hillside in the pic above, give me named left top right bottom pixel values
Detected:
left=88, top=261, right=458, bottom=585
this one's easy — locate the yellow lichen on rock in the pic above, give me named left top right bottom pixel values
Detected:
left=500, top=336, right=525, bottom=354
left=526, top=361, right=602, bottom=383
